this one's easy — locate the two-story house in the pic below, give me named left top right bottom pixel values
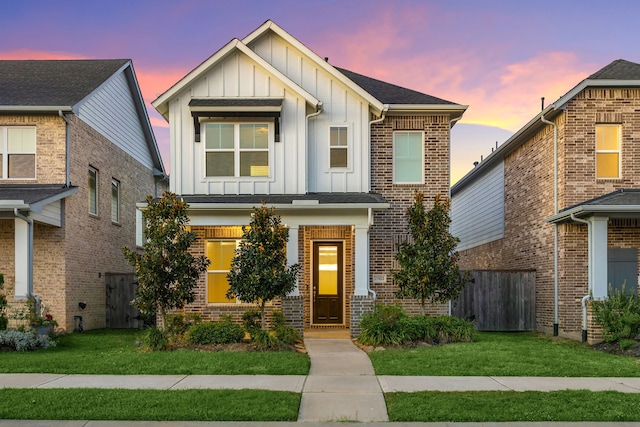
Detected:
left=451, top=59, right=640, bottom=343
left=0, top=60, right=166, bottom=331
left=152, top=20, right=466, bottom=336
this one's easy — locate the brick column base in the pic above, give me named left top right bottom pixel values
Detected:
left=350, top=295, right=376, bottom=339
left=282, top=295, right=304, bottom=336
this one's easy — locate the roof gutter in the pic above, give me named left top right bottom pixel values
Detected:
left=305, top=102, right=324, bottom=193
left=0, top=106, right=72, bottom=112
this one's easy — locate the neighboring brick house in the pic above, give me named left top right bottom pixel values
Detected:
left=450, top=59, right=640, bottom=343
left=152, top=20, right=466, bottom=336
left=0, top=60, right=166, bottom=331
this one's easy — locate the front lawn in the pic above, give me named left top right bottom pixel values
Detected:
left=369, top=332, right=640, bottom=377
left=0, top=329, right=310, bottom=375
left=0, top=388, right=300, bottom=421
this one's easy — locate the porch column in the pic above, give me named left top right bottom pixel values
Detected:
left=591, top=216, right=609, bottom=299
left=286, top=225, right=299, bottom=296
left=354, top=225, right=369, bottom=296
left=14, top=218, right=29, bottom=298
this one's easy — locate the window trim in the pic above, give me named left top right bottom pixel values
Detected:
left=203, top=121, right=273, bottom=179
left=88, top=167, right=98, bottom=216
left=206, top=239, right=242, bottom=304
left=393, top=131, right=425, bottom=184
left=1, top=126, right=37, bottom=180
left=328, top=124, right=351, bottom=170
left=595, top=124, right=622, bottom=180
left=111, top=178, right=120, bottom=224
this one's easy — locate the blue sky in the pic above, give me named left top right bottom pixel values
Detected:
left=2, top=0, right=639, bottom=183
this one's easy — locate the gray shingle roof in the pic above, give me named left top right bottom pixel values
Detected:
left=181, top=192, right=388, bottom=206
left=0, top=60, right=129, bottom=107
left=335, top=67, right=457, bottom=105
left=589, top=59, right=640, bottom=80
left=0, top=184, right=77, bottom=205
left=563, top=189, right=640, bottom=210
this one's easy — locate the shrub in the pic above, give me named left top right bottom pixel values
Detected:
left=142, top=327, right=167, bottom=351
left=165, top=313, right=202, bottom=343
left=433, top=315, right=475, bottom=343
left=592, top=286, right=640, bottom=343
left=242, top=309, right=262, bottom=334
left=188, top=317, right=244, bottom=345
left=0, top=329, right=56, bottom=351
left=0, top=274, right=7, bottom=330
left=400, top=315, right=437, bottom=342
left=358, top=304, right=408, bottom=346
left=241, top=309, right=300, bottom=350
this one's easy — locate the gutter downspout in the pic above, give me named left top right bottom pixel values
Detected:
left=58, top=110, right=71, bottom=187
left=447, top=115, right=463, bottom=314
left=571, top=213, right=591, bottom=342
left=541, top=112, right=559, bottom=336
left=305, top=103, right=323, bottom=194
left=365, top=105, right=388, bottom=301
left=14, top=208, right=34, bottom=298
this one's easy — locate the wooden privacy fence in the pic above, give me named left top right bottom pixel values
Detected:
left=452, top=270, right=536, bottom=331
left=105, top=273, right=141, bottom=328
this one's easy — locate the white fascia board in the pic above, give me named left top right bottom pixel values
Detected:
left=189, top=103, right=283, bottom=113
left=243, top=20, right=385, bottom=115
left=152, top=39, right=321, bottom=118
left=0, top=200, right=28, bottom=210
left=186, top=203, right=390, bottom=210
left=387, top=104, right=468, bottom=117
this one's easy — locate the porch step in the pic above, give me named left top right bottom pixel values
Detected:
left=303, top=327, right=350, bottom=339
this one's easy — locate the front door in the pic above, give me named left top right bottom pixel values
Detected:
left=313, top=242, right=343, bottom=324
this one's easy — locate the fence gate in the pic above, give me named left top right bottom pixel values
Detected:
left=105, top=273, right=141, bottom=328
left=452, top=270, right=536, bottom=331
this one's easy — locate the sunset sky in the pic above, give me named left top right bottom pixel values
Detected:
left=2, top=0, right=639, bottom=184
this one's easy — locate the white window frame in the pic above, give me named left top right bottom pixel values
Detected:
left=111, top=178, right=120, bottom=223
left=0, top=126, right=36, bottom=180
left=328, top=124, right=351, bottom=170
left=393, top=131, right=425, bottom=184
left=88, top=167, right=98, bottom=216
left=206, top=239, right=242, bottom=304
left=595, top=124, right=622, bottom=180
left=203, top=121, right=272, bottom=179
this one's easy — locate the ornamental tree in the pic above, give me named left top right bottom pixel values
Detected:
left=123, top=192, right=209, bottom=324
left=393, top=192, right=469, bottom=314
left=227, top=203, right=300, bottom=329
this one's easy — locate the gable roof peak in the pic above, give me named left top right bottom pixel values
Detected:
left=588, top=59, right=640, bottom=80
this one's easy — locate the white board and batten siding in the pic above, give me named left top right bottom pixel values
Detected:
left=451, top=161, right=505, bottom=251
left=77, top=71, right=154, bottom=170
left=249, top=32, right=371, bottom=193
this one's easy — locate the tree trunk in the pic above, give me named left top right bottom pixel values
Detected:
left=260, top=301, right=266, bottom=330
left=158, top=306, right=166, bottom=329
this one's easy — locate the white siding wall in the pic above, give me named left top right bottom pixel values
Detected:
left=451, top=161, right=505, bottom=251
left=78, top=71, right=154, bottom=170
left=249, top=33, right=371, bottom=193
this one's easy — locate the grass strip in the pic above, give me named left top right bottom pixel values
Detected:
left=0, top=388, right=300, bottom=421
left=370, top=332, right=640, bottom=376
left=0, top=329, right=310, bottom=375
left=386, top=390, right=640, bottom=422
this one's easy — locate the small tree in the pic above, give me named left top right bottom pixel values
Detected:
left=123, top=192, right=209, bottom=325
left=393, top=192, right=468, bottom=314
left=227, top=203, right=300, bottom=329
left=0, top=274, right=7, bottom=330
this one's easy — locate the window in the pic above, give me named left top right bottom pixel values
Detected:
left=329, top=126, right=348, bottom=168
left=204, top=123, right=270, bottom=177
left=111, top=179, right=120, bottom=223
left=207, top=240, right=239, bottom=303
left=596, top=124, right=621, bottom=179
left=393, top=131, right=424, bottom=183
left=88, top=167, right=98, bottom=215
left=0, top=126, right=36, bottom=179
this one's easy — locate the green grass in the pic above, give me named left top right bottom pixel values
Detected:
left=0, top=329, right=310, bottom=375
left=0, top=388, right=300, bottom=421
left=369, top=332, right=640, bottom=376
left=386, top=390, right=640, bottom=422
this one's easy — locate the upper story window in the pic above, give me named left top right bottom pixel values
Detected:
left=111, top=178, right=120, bottom=223
left=88, top=167, right=98, bottom=215
left=393, top=131, right=424, bottom=184
left=0, top=126, right=36, bottom=179
left=204, top=122, right=270, bottom=178
left=596, top=124, right=621, bottom=179
left=207, top=240, right=240, bottom=304
left=329, top=126, right=348, bottom=168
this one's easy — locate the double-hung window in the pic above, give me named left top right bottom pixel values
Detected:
left=88, top=167, right=98, bottom=215
left=393, top=131, right=424, bottom=184
left=329, top=126, right=348, bottom=168
left=0, top=126, right=36, bottom=179
left=111, top=179, right=120, bottom=223
left=205, top=123, right=270, bottom=177
left=596, top=124, right=621, bottom=179
left=207, top=240, right=240, bottom=303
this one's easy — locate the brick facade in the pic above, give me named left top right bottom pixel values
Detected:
left=457, top=87, right=640, bottom=342
left=0, top=114, right=162, bottom=331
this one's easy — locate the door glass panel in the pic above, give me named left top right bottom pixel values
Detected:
left=318, top=245, right=338, bottom=295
